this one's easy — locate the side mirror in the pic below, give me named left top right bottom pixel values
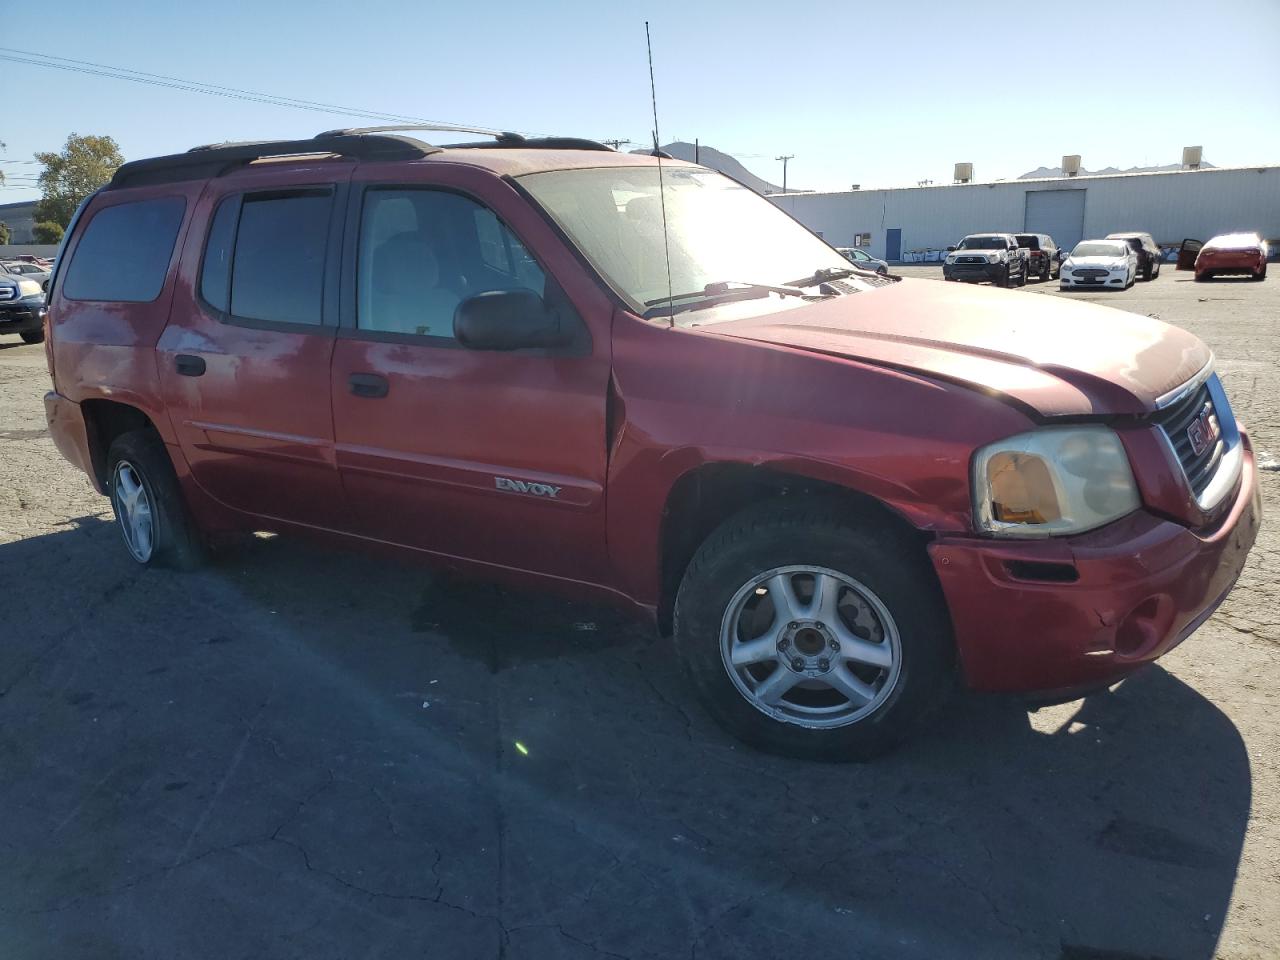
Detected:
left=454, top=289, right=566, bottom=351
left=946, top=245, right=957, bottom=252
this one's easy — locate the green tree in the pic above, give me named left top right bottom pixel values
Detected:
left=33, top=221, right=65, bottom=245
left=0, top=222, right=11, bottom=245
left=0, top=137, right=6, bottom=188
left=34, top=134, right=123, bottom=228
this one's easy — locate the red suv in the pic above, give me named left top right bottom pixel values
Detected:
left=42, top=127, right=1261, bottom=760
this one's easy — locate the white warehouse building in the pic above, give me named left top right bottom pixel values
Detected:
left=768, top=165, right=1280, bottom=263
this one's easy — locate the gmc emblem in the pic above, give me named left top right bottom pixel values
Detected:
left=1186, top=409, right=1219, bottom=457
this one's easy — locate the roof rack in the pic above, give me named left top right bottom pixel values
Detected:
left=110, top=132, right=437, bottom=189
left=319, top=125, right=616, bottom=153
left=109, top=125, right=616, bottom=189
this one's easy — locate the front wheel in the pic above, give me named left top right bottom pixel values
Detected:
left=673, top=500, right=954, bottom=761
left=1254, top=264, right=1268, bottom=281
left=19, top=330, right=44, bottom=344
left=995, top=266, right=1010, bottom=288
left=107, top=430, right=207, bottom=570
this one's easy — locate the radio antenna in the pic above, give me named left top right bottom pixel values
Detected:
left=646, top=21, right=675, bottom=327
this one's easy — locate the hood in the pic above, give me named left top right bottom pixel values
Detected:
left=701, top=278, right=1209, bottom=417
left=1065, top=255, right=1128, bottom=268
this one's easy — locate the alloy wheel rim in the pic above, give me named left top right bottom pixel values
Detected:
left=719, top=565, right=902, bottom=729
left=112, top=461, right=154, bottom=563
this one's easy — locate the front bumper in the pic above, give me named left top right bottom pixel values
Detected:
left=928, top=435, right=1261, bottom=693
left=943, top=262, right=1003, bottom=282
left=0, top=300, right=44, bottom=334
left=1060, top=269, right=1127, bottom=288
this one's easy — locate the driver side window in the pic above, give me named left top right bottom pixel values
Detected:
left=357, top=189, right=546, bottom=340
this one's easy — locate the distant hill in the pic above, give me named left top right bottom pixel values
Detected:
left=1018, top=161, right=1216, bottom=179
left=629, top=142, right=806, bottom=195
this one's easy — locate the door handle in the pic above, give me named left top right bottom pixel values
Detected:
left=175, top=354, right=206, bottom=377
left=348, top=372, right=389, bottom=398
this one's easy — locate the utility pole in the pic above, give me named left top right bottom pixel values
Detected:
left=775, top=154, right=794, bottom=193
left=601, top=139, right=633, bottom=151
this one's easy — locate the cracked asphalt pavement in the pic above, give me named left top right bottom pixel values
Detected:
left=1, top=267, right=1277, bottom=959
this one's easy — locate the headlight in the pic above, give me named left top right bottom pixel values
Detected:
left=972, top=426, right=1140, bottom=537
left=17, top=279, right=43, bottom=298
left=987, top=253, right=1000, bottom=263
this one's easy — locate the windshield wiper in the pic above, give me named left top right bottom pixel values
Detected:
left=786, top=266, right=860, bottom=288
left=642, top=280, right=806, bottom=319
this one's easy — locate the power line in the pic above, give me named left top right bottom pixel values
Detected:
left=0, top=47, right=532, bottom=133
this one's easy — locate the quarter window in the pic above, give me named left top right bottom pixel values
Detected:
left=63, top=197, right=185, bottom=302
left=357, top=189, right=545, bottom=339
left=199, top=195, right=238, bottom=312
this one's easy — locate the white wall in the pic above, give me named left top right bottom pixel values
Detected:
left=771, top=167, right=1280, bottom=262
left=0, top=245, right=59, bottom=259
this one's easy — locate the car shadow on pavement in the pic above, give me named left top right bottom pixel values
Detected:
left=0, top=524, right=1251, bottom=960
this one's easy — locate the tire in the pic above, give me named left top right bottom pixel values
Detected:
left=106, top=430, right=206, bottom=570
left=673, top=498, right=954, bottom=761
left=1142, top=263, right=1152, bottom=281
left=19, top=330, right=44, bottom=344
left=1254, top=264, right=1267, bottom=282
left=1016, top=264, right=1027, bottom=287
left=1040, top=266, right=1050, bottom=281
left=1195, top=271, right=1209, bottom=282
left=995, top=266, right=1010, bottom=288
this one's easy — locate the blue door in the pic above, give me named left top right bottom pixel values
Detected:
left=885, top=228, right=902, bottom=262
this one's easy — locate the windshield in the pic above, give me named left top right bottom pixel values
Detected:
left=1071, top=241, right=1127, bottom=258
left=519, top=166, right=864, bottom=312
left=957, top=236, right=1006, bottom=250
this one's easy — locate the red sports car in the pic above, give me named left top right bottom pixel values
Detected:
left=1190, top=232, right=1269, bottom=281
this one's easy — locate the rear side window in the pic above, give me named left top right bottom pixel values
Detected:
left=229, top=192, right=332, bottom=325
left=63, top=197, right=185, bottom=302
left=199, top=196, right=239, bottom=312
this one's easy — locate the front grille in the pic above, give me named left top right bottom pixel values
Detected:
left=956, top=256, right=988, bottom=264
left=1076, top=268, right=1108, bottom=278
left=1153, top=382, right=1223, bottom=497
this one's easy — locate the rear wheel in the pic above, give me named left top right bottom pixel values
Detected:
left=107, top=430, right=206, bottom=570
left=1195, top=271, right=1210, bottom=282
left=19, top=330, right=43, bottom=344
left=1016, top=264, right=1027, bottom=287
left=1142, top=262, right=1153, bottom=281
left=1255, top=264, right=1268, bottom=281
left=673, top=499, right=953, bottom=761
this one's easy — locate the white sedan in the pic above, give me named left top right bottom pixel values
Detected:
left=1059, top=240, right=1139, bottom=291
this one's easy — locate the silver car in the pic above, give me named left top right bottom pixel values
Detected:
left=836, top=247, right=889, bottom=275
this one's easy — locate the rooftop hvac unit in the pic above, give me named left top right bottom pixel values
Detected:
left=1062, top=155, right=1082, bottom=178
left=1183, top=145, right=1203, bottom=169
left=953, top=162, right=973, bottom=184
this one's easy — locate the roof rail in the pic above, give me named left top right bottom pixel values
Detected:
left=319, top=125, right=616, bottom=153
left=109, top=132, right=437, bottom=189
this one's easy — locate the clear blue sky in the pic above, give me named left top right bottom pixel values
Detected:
left=3, top=0, right=1279, bottom=202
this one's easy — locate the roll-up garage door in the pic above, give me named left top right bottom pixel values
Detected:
left=1024, top=190, right=1086, bottom=251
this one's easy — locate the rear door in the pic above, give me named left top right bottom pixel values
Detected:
left=1178, top=238, right=1203, bottom=270
left=157, top=165, right=352, bottom=528
left=329, top=164, right=614, bottom=582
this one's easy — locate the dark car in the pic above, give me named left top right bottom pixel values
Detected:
left=1105, top=232, right=1163, bottom=281
left=1013, top=234, right=1060, bottom=281
left=942, top=233, right=1028, bottom=287
left=41, top=126, right=1259, bottom=761
left=0, top=269, right=46, bottom=343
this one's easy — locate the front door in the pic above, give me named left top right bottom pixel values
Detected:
left=329, top=172, right=612, bottom=583
left=157, top=168, right=351, bottom=529
left=885, top=228, right=902, bottom=262
left=1178, top=238, right=1203, bottom=271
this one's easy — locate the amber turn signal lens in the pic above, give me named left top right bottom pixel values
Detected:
left=986, top=451, right=1062, bottom=525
